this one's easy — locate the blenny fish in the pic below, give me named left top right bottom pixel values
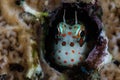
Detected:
left=50, top=11, right=90, bottom=67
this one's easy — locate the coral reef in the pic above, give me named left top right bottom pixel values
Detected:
left=100, top=62, right=120, bottom=80
left=99, top=0, right=120, bottom=80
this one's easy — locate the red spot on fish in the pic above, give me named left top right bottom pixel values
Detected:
left=65, top=52, right=68, bottom=55
left=70, top=42, right=74, bottom=47
left=71, top=59, right=74, bottom=62
left=78, top=52, right=80, bottom=54
left=61, top=34, right=66, bottom=37
left=62, top=41, right=66, bottom=46
left=79, top=38, right=84, bottom=46
left=72, top=50, right=75, bottom=53
left=64, top=60, right=67, bottom=63
left=68, top=32, right=72, bottom=35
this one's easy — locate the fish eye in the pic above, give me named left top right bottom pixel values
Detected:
left=80, top=31, right=85, bottom=37
left=15, top=0, right=21, bottom=5
left=15, top=0, right=24, bottom=5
